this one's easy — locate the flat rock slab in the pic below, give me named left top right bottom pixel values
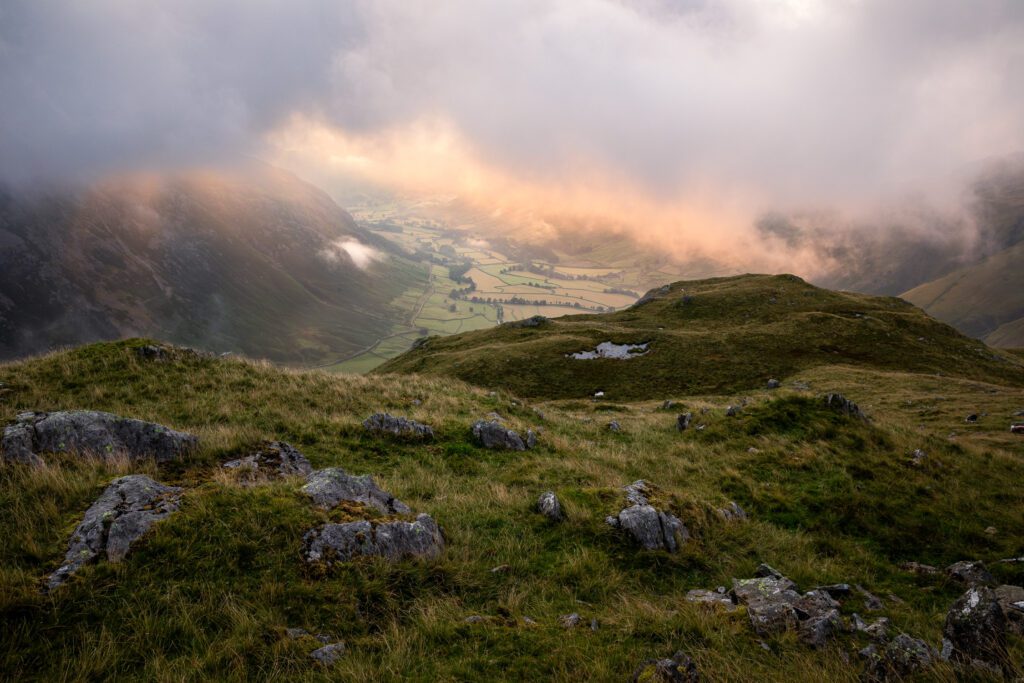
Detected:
left=302, top=514, right=444, bottom=564
left=471, top=420, right=536, bottom=451
left=362, top=413, right=434, bottom=439
left=223, top=441, right=312, bottom=479
left=47, top=474, right=182, bottom=590
left=302, top=467, right=410, bottom=514
left=3, top=410, right=197, bottom=466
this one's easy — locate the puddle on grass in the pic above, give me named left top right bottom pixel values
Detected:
left=568, top=342, right=650, bottom=360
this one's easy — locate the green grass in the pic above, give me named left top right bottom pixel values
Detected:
left=1, top=337, right=1022, bottom=681
left=378, top=274, right=1024, bottom=400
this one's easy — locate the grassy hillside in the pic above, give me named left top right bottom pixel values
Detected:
left=902, top=242, right=1024, bottom=348
left=378, top=274, right=1024, bottom=400
left=1, top=339, right=1023, bottom=681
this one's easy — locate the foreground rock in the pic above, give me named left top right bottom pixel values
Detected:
left=630, top=651, right=699, bottom=682
left=222, top=441, right=312, bottom=479
left=302, top=514, right=444, bottom=565
left=994, top=585, right=1024, bottom=634
left=2, top=410, right=198, bottom=466
left=860, top=634, right=939, bottom=681
left=301, top=467, right=411, bottom=514
left=362, top=413, right=434, bottom=439
left=471, top=420, right=536, bottom=451
left=47, top=475, right=182, bottom=590
left=606, top=480, right=688, bottom=552
left=942, top=586, right=1007, bottom=674
left=536, top=491, right=563, bottom=522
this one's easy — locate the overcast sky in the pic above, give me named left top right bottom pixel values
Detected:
left=2, top=0, right=1022, bottom=232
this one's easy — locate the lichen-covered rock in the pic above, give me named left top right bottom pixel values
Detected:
left=362, top=413, right=434, bottom=439
left=941, top=586, right=1007, bottom=673
left=471, top=419, right=533, bottom=450
left=631, top=651, right=699, bottom=682
left=301, top=467, right=410, bottom=514
left=46, top=475, right=182, bottom=590
left=537, top=491, right=563, bottom=522
left=222, top=441, right=312, bottom=478
left=607, top=481, right=688, bottom=552
left=302, top=514, right=444, bottom=564
left=2, top=410, right=197, bottom=466
left=822, top=393, right=867, bottom=420
left=994, top=585, right=1024, bottom=634
left=860, top=634, right=938, bottom=681
left=945, top=560, right=995, bottom=587
left=732, top=575, right=802, bottom=636
left=309, top=642, right=345, bottom=665
left=686, top=588, right=736, bottom=611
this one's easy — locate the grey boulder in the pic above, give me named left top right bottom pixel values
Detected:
left=302, top=513, right=444, bottom=564
left=301, top=467, right=411, bottom=515
left=3, top=410, right=197, bottom=466
left=994, top=585, right=1024, bottom=635
left=362, top=413, right=434, bottom=439
left=222, top=441, right=312, bottom=478
left=309, top=642, right=346, bottom=665
left=471, top=420, right=535, bottom=451
left=47, top=474, right=182, bottom=590
left=607, top=480, right=688, bottom=552
left=945, top=560, right=995, bottom=587
left=941, top=586, right=1007, bottom=673
left=860, top=634, right=938, bottom=682
left=537, top=491, right=563, bottom=522
left=822, top=393, right=867, bottom=420
left=630, top=651, right=699, bottom=683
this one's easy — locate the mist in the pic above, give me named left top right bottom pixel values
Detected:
left=3, top=0, right=1023, bottom=275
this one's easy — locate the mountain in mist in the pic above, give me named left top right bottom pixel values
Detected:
left=0, top=164, right=425, bottom=363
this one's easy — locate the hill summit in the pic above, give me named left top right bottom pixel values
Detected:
left=378, top=274, right=1024, bottom=400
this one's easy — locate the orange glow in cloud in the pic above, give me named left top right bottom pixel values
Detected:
left=267, top=115, right=835, bottom=275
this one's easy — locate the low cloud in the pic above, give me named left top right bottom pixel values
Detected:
left=320, top=238, right=383, bottom=270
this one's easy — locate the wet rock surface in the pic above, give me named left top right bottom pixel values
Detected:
left=302, top=513, right=444, bottom=565
left=301, top=467, right=411, bottom=514
left=2, top=410, right=197, bottom=466
left=362, top=413, right=434, bottom=439
left=47, top=475, right=182, bottom=590
left=471, top=419, right=535, bottom=451
left=222, top=440, right=312, bottom=479
left=606, top=480, right=688, bottom=552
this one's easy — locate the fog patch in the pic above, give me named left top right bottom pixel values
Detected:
left=321, top=238, right=383, bottom=270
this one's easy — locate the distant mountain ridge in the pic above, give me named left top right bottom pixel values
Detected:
left=0, top=164, right=426, bottom=363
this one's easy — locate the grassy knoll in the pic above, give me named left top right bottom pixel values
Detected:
left=0, top=335, right=1022, bottom=680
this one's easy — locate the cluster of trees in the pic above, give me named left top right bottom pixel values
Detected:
left=500, top=262, right=625, bottom=283
left=603, top=287, right=640, bottom=297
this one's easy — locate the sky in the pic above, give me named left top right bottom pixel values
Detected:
left=2, top=0, right=1023, bottom=270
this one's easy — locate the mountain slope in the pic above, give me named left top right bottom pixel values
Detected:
left=378, top=274, right=1024, bottom=400
left=1, top=339, right=1023, bottom=680
left=902, top=241, right=1024, bottom=348
left=0, top=165, right=427, bottom=363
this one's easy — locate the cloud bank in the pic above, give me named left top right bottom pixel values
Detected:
left=3, top=0, right=1023, bottom=272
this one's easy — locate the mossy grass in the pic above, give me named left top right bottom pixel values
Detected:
left=0, top=336, right=1021, bottom=680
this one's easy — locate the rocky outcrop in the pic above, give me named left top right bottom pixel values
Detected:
left=630, top=651, right=699, bottom=682
left=301, top=467, right=411, bottom=514
left=222, top=441, right=312, bottom=479
left=716, top=501, right=747, bottom=522
left=605, top=481, right=688, bottom=552
left=946, top=560, right=995, bottom=586
left=471, top=420, right=536, bottom=451
left=302, top=514, right=444, bottom=565
left=362, top=413, right=434, bottom=439
left=941, top=586, right=1007, bottom=674
left=860, top=634, right=939, bottom=682
left=822, top=393, right=867, bottom=420
left=2, top=410, right=197, bottom=466
left=994, top=585, right=1024, bottom=634
left=536, top=491, right=563, bottom=522
left=47, top=475, right=182, bottom=590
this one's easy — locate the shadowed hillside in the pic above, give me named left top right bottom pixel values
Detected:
left=378, top=274, right=1024, bottom=400
left=0, top=164, right=426, bottom=363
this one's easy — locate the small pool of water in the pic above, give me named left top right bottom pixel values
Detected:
left=568, top=341, right=650, bottom=360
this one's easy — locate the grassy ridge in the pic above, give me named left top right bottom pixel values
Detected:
left=1, top=339, right=1023, bottom=680
left=378, top=274, right=1024, bottom=400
